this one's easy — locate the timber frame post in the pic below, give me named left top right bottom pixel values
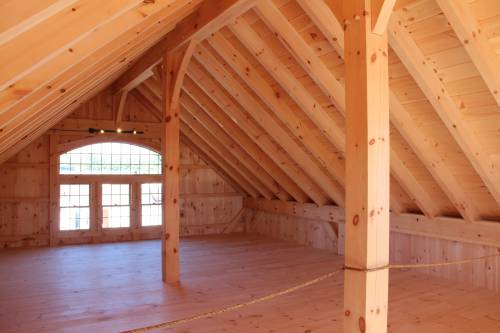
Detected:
left=343, top=0, right=393, bottom=332
left=49, top=133, right=59, bottom=247
left=161, top=41, right=195, bottom=283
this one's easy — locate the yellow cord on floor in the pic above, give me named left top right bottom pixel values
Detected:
left=122, top=252, right=500, bottom=333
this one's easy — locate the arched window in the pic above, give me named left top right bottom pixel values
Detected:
left=57, top=142, right=162, bottom=232
left=59, top=142, right=161, bottom=175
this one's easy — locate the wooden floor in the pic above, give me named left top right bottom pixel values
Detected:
left=1, top=234, right=499, bottom=333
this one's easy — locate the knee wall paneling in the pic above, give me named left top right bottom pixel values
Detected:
left=246, top=206, right=499, bottom=292
left=390, top=232, right=499, bottom=292
left=246, top=210, right=339, bottom=252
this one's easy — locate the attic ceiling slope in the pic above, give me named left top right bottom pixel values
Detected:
left=0, top=0, right=499, bottom=224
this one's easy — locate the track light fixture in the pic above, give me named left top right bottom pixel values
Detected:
left=88, top=128, right=144, bottom=135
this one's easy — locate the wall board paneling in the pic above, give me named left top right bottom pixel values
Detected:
left=0, top=88, right=243, bottom=247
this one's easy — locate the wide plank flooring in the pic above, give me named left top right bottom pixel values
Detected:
left=0, top=234, right=499, bottom=332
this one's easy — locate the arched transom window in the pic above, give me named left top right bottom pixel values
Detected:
left=59, top=142, right=161, bottom=175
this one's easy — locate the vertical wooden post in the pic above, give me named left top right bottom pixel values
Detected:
left=49, top=134, right=59, bottom=247
left=162, top=41, right=196, bottom=283
left=162, top=52, right=181, bottom=283
left=343, top=1, right=391, bottom=332
left=161, top=41, right=195, bottom=283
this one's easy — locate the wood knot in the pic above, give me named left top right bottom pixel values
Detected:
left=352, top=214, right=359, bottom=226
left=369, top=138, right=375, bottom=145
left=345, top=310, right=351, bottom=317
left=359, top=317, right=366, bottom=332
left=343, top=20, right=351, bottom=31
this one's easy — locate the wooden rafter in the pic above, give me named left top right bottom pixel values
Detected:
left=302, top=0, right=479, bottom=221
left=182, top=76, right=309, bottom=203
left=296, top=0, right=344, bottom=58
left=229, top=11, right=346, bottom=149
left=389, top=153, right=440, bottom=217
left=388, top=12, right=500, bottom=209
left=0, top=32, right=155, bottom=157
left=436, top=0, right=500, bottom=107
left=130, top=89, right=162, bottom=122
left=143, top=76, right=163, bottom=100
left=136, top=84, right=161, bottom=110
left=0, top=0, right=200, bottom=113
left=0, top=0, right=78, bottom=45
left=186, top=60, right=329, bottom=205
left=112, top=0, right=256, bottom=95
left=1, top=0, right=146, bottom=89
left=389, top=93, right=479, bottom=221
left=180, top=135, right=248, bottom=196
left=250, top=2, right=438, bottom=216
left=0, top=0, right=195, bottom=158
left=0, top=62, right=122, bottom=164
left=180, top=93, right=290, bottom=201
left=205, top=34, right=346, bottom=188
left=181, top=123, right=260, bottom=198
left=138, top=77, right=289, bottom=201
left=192, top=47, right=343, bottom=205
left=181, top=115, right=266, bottom=198
left=254, top=1, right=346, bottom=115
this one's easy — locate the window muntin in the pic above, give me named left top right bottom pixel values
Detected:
left=60, top=184, right=90, bottom=230
left=60, top=142, right=161, bottom=175
left=141, top=183, right=162, bottom=226
left=102, top=184, right=130, bottom=228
